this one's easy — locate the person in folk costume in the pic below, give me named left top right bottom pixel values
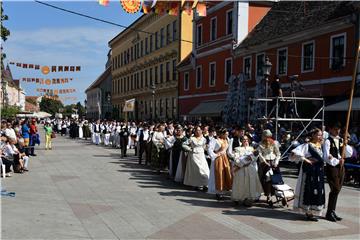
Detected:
left=208, top=127, right=233, bottom=200
left=164, top=125, right=188, bottom=180
left=114, top=122, right=121, bottom=148
left=93, top=120, right=101, bottom=145
left=231, top=135, right=263, bottom=206
left=103, top=121, right=111, bottom=146
left=204, top=126, right=216, bottom=167
left=78, top=120, right=84, bottom=139
left=128, top=122, right=138, bottom=152
left=257, top=129, right=281, bottom=204
left=145, top=124, right=155, bottom=166
left=290, top=128, right=326, bottom=221
left=182, top=126, right=210, bottom=190
left=323, top=122, right=345, bottom=222
left=110, top=121, right=117, bottom=147
left=99, top=121, right=105, bottom=144
left=69, top=120, right=77, bottom=139
left=137, top=123, right=150, bottom=165
left=151, top=124, right=167, bottom=174
left=119, top=122, right=129, bottom=158
left=61, top=120, right=67, bottom=136
left=82, top=120, right=91, bottom=140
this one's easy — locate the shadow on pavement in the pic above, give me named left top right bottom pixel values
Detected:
left=222, top=207, right=306, bottom=221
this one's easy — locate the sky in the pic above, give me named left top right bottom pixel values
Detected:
left=2, top=0, right=142, bottom=105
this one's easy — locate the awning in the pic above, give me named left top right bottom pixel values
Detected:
left=325, top=97, right=360, bottom=111
left=189, top=100, right=226, bottom=116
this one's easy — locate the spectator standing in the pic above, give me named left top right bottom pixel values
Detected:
left=29, top=118, right=38, bottom=156
left=44, top=122, right=53, bottom=150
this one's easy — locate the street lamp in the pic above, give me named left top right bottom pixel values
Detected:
left=150, top=84, right=156, bottom=120
left=262, top=56, right=272, bottom=117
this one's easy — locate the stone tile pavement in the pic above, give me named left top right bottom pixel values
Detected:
left=1, top=136, right=359, bottom=239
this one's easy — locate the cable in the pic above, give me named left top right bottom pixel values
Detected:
left=33, top=0, right=193, bottom=44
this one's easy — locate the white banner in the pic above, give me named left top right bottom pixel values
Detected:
left=123, top=98, right=135, bottom=112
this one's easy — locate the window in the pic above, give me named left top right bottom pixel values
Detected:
left=243, top=56, right=251, bottom=80
left=302, top=41, right=314, bottom=72
left=184, top=72, right=189, bottom=91
left=226, top=10, right=233, bottom=35
left=149, top=67, right=153, bottom=86
left=210, top=17, right=217, bottom=41
left=131, top=75, right=134, bottom=90
left=154, top=66, right=158, bottom=84
left=172, top=59, right=177, bottom=81
left=127, top=76, right=130, bottom=91
left=160, top=98, right=163, bottom=116
left=196, top=24, right=202, bottom=47
left=131, top=47, right=133, bottom=61
left=120, top=53, right=123, bottom=66
left=145, top=69, right=148, bottom=87
left=166, top=62, right=170, bottom=81
left=140, top=41, right=143, bottom=57
left=256, top=53, right=265, bottom=77
left=330, top=34, right=346, bottom=69
left=225, top=58, right=232, bottom=84
left=160, top=63, right=164, bottom=83
left=140, top=71, right=144, bottom=88
left=136, top=72, right=139, bottom=89
left=150, top=35, right=153, bottom=52
left=172, top=20, right=177, bottom=41
left=277, top=48, right=287, bottom=75
left=145, top=37, right=148, bottom=54
left=209, top=62, right=216, bottom=87
left=166, top=24, right=170, bottom=44
left=160, top=28, right=164, bottom=48
left=155, top=31, right=159, bottom=49
left=196, top=66, right=202, bottom=88
left=118, top=55, right=120, bottom=68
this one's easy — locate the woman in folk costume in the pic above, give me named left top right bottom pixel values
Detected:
left=232, top=135, right=263, bottom=206
left=257, top=129, right=281, bottom=204
left=290, top=128, right=326, bottom=221
left=78, top=120, right=84, bottom=139
left=82, top=120, right=91, bottom=140
left=182, top=126, right=210, bottom=189
left=208, top=128, right=233, bottom=200
left=164, top=125, right=188, bottom=180
left=151, top=124, right=166, bottom=174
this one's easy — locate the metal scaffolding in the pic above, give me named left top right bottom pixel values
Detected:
left=247, top=96, right=325, bottom=144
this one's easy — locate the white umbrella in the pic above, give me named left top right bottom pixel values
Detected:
left=33, top=111, right=52, bottom=118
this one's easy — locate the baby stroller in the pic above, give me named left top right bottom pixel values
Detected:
left=268, top=168, right=295, bottom=207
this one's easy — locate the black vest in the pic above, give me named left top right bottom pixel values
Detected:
left=328, top=136, right=343, bottom=159
left=232, top=137, right=241, bottom=150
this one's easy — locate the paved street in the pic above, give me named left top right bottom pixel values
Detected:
left=1, top=136, right=359, bottom=240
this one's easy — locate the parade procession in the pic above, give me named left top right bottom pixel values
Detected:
left=1, top=1, right=360, bottom=239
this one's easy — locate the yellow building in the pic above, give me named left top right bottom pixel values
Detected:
left=109, top=10, right=193, bottom=120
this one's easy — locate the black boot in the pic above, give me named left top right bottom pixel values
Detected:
left=332, top=211, right=342, bottom=221
left=325, top=212, right=337, bottom=222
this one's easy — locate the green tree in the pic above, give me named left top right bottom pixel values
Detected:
left=1, top=2, right=10, bottom=70
left=76, top=102, right=85, bottom=117
left=0, top=105, right=20, bottom=119
left=39, top=98, right=63, bottom=115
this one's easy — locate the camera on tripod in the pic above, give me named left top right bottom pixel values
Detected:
left=289, top=75, right=304, bottom=92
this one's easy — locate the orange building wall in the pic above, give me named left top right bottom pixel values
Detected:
left=248, top=3, right=271, bottom=33
left=234, top=26, right=355, bottom=97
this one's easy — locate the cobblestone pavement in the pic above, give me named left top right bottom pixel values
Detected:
left=1, top=136, right=359, bottom=239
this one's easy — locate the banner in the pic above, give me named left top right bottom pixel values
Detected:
left=196, top=2, right=206, bottom=17
left=21, top=77, right=73, bottom=84
left=123, top=98, right=136, bottom=112
left=10, top=61, right=81, bottom=74
left=98, top=0, right=109, bottom=6
left=36, top=88, right=76, bottom=94
left=121, top=0, right=142, bottom=13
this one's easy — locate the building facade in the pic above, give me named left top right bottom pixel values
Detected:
left=1, top=65, right=26, bottom=111
left=233, top=1, right=360, bottom=120
left=85, top=51, right=112, bottom=120
left=109, top=11, right=193, bottom=120
left=177, top=1, right=271, bottom=121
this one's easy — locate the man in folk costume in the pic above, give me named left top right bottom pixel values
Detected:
left=164, top=125, right=188, bottom=180
left=228, top=126, right=245, bottom=159
left=137, top=123, right=150, bottom=165
left=93, top=120, right=101, bottom=145
left=120, top=123, right=129, bottom=158
left=323, top=122, right=345, bottom=222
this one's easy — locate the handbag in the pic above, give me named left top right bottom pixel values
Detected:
left=271, top=168, right=284, bottom=185
left=51, top=132, right=56, bottom=138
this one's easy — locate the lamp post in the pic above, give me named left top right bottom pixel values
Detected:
left=84, top=99, right=87, bottom=118
left=262, top=56, right=272, bottom=117
left=150, top=84, right=156, bottom=120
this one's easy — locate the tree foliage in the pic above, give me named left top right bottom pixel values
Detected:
left=0, top=105, right=20, bottom=119
left=1, top=2, right=10, bottom=70
left=39, top=98, right=63, bottom=115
